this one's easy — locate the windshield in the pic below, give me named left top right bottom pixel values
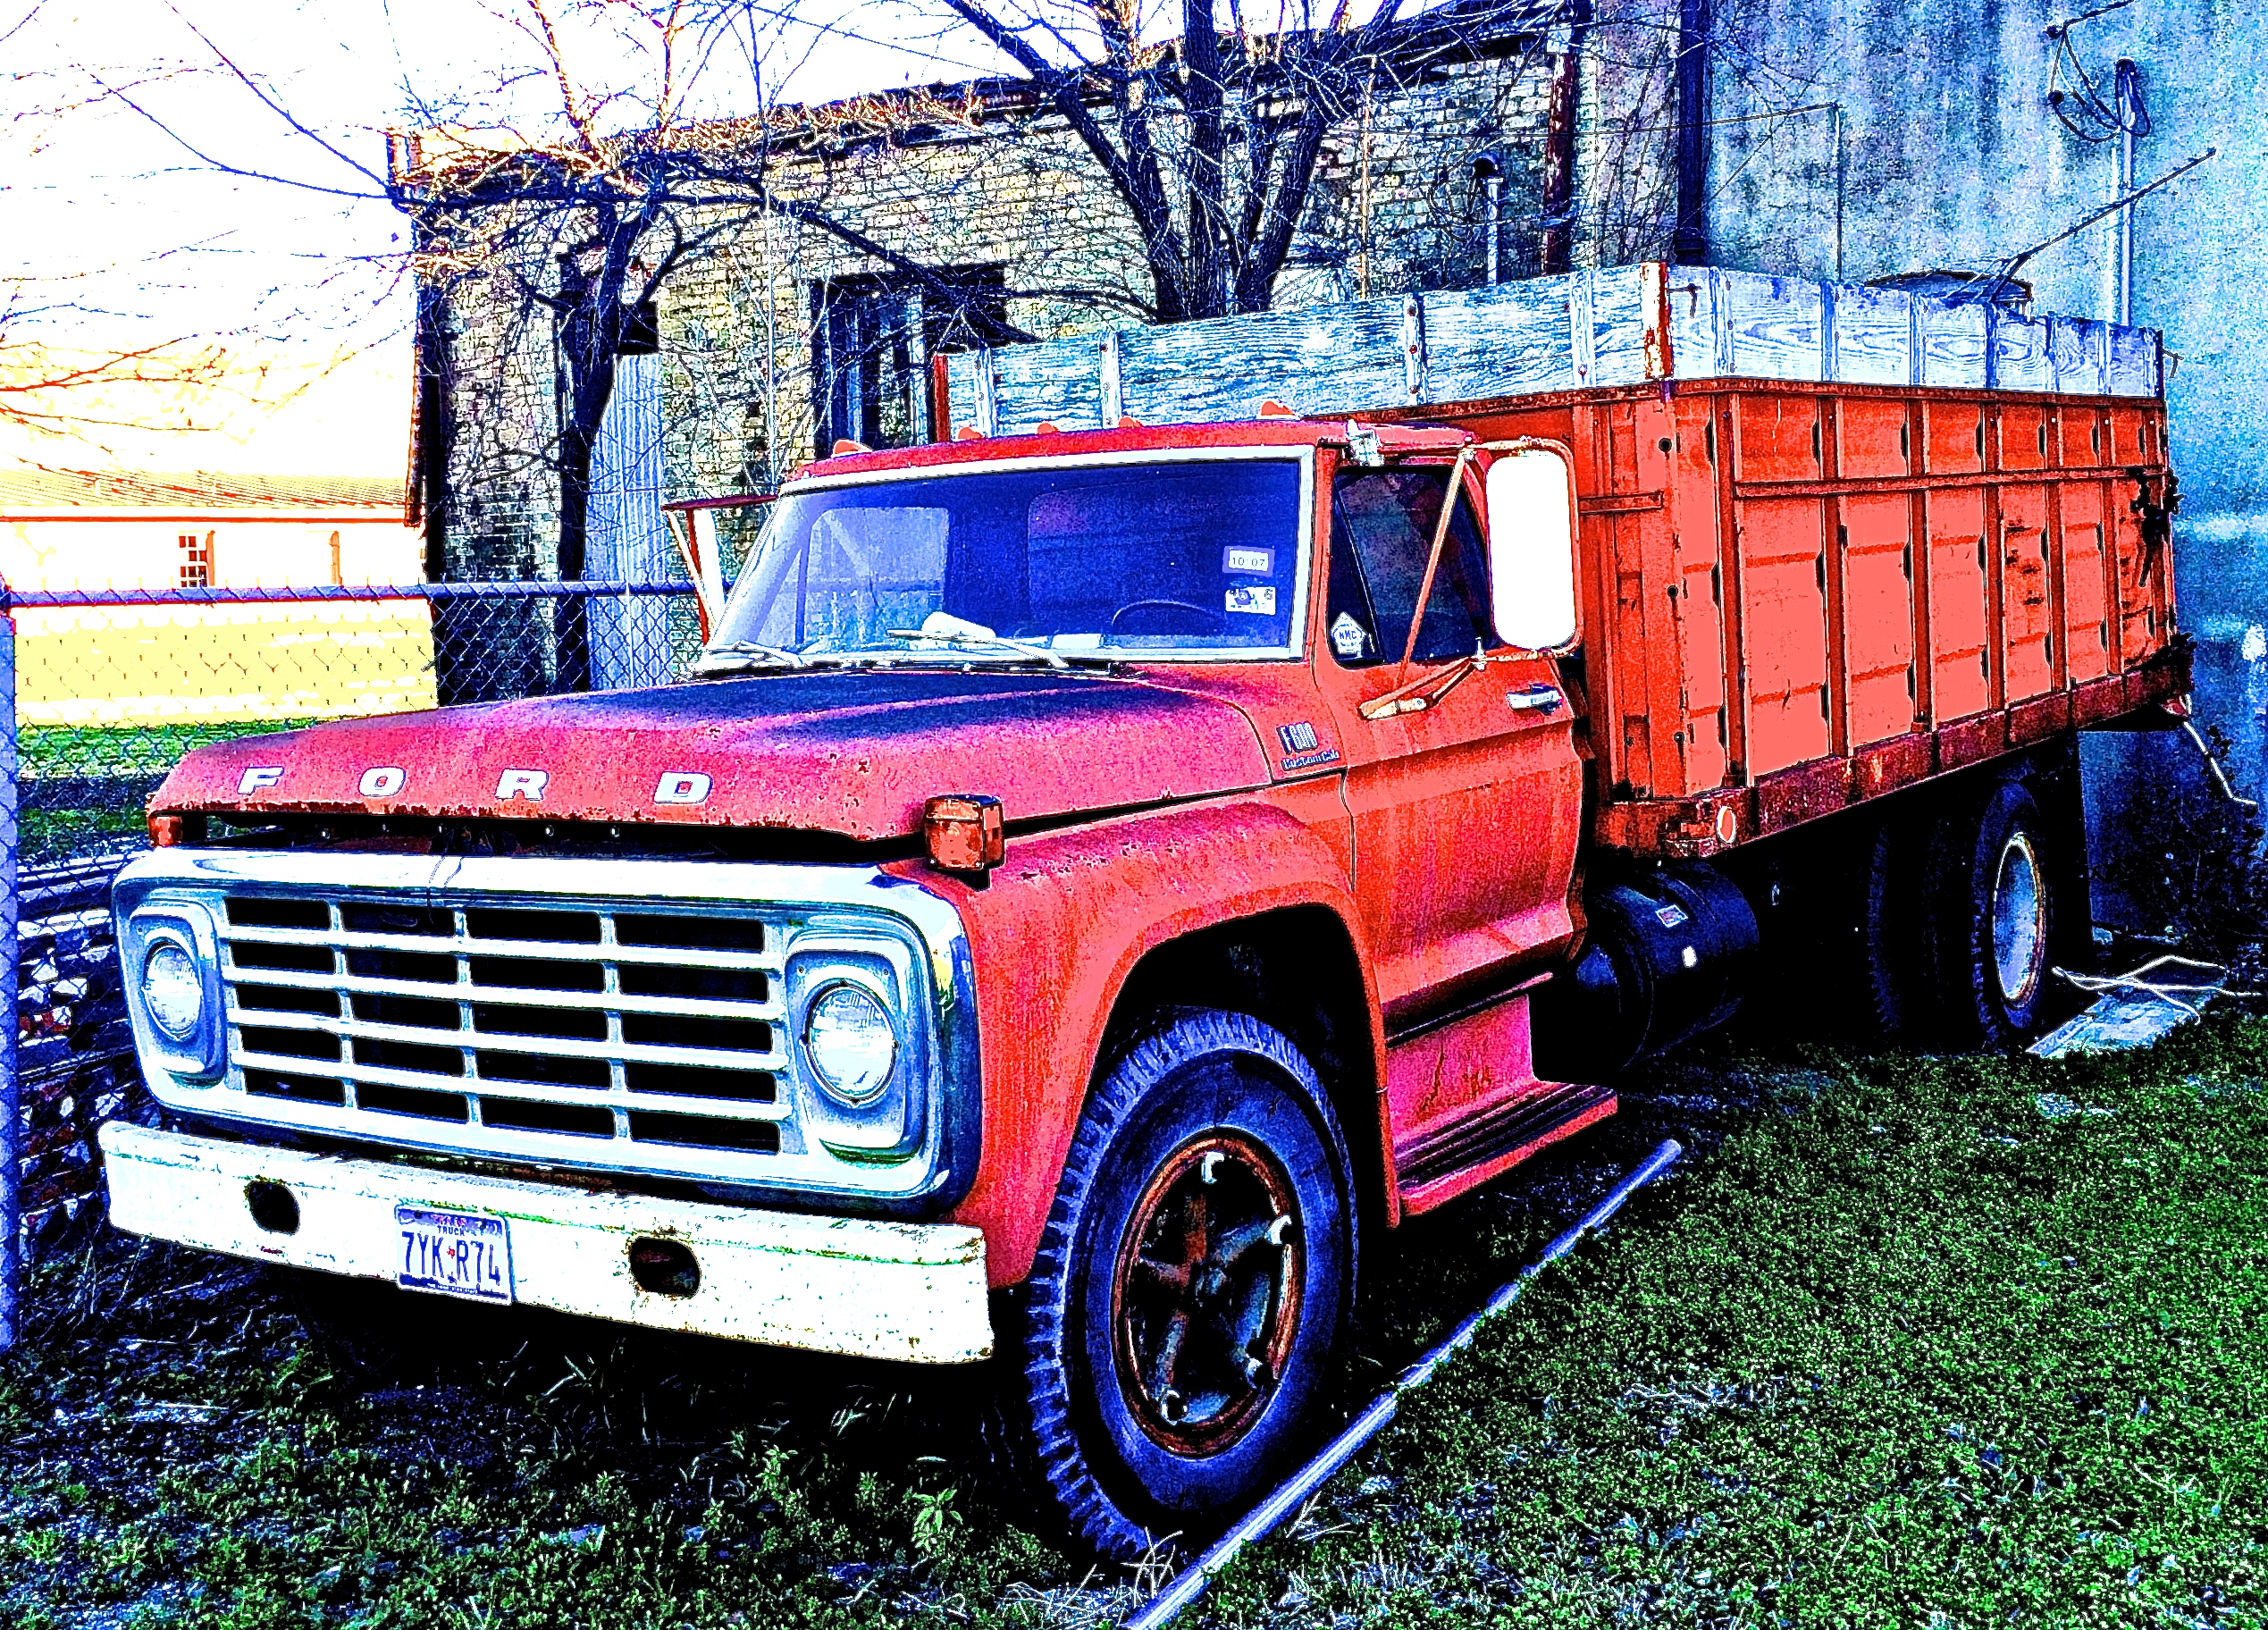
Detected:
left=703, top=456, right=1307, bottom=663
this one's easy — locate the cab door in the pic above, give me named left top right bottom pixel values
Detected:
left=1313, top=456, right=1584, bottom=1030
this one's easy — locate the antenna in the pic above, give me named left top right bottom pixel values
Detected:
left=1978, top=148, right=2215, bottom=311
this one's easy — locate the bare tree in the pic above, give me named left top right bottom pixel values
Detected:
left=378, top=4, right=1004, bottom=681
left=923, top=0, right=1560, bottom=321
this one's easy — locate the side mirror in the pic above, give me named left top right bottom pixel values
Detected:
left=1484, top=446, right=1577, bottom=651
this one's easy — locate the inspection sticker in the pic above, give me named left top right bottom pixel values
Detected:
left=1225, top=584, right=1278, bottom=616
left=1223, top=546, right=1274, bottom=575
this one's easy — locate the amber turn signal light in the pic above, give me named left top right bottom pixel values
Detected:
left=147, top=811, right=207, bottom=847
left=924, top=794, right=1004, bottom=876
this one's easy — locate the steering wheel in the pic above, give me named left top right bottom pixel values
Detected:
left=1109, top=597, right=1229, bottom=636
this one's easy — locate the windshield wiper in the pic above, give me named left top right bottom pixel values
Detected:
left=886, top=611, right=1072, bottom=670
left=693, top=640, right=811, bottom=672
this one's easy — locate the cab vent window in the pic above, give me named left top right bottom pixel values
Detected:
left=1327, top=469, right=1490, bottom=668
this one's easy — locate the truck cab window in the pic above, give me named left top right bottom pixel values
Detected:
left=1328, top=467, right=1491, bottom=668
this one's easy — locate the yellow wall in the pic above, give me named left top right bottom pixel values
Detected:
left=17, top=599, right=438, bottom=727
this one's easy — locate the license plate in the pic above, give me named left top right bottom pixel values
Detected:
left=394, top=1206, right=513, bottom=1303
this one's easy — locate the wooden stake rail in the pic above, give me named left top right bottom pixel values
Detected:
left=937, top=262, right=2163, bottom=440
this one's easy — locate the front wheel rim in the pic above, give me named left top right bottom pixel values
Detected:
left=1991, top=830, right=2048, bottom=1006
left=1110, top=1130, right=1304, bottom=1457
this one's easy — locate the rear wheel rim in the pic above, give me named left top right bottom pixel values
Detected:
left=1110, top=1130, right=1304, bottom=1457
left=1991, top=830, right=2048, bottom=1006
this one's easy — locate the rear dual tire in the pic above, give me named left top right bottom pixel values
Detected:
left=1925, top=777, right=2060, bottom=1048
left=1863, top=765, right=2077, bottom=1049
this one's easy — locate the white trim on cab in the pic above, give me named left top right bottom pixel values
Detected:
left=99, top=1122, right=994, bottom=1365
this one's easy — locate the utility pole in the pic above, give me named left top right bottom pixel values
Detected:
left=1540, top=0, right=1592, bottom=275
left=2116, top=58, right=2139, bottom=323
left=1672, top=0, right=1712, bottom=264
left=1833, top=103, right=1845, bottom=281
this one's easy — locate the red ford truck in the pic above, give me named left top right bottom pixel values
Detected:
left=99, top=265, right=2187, bottom=1556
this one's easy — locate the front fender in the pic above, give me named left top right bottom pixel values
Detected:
left=885, top=790, right=1380, bottom=1288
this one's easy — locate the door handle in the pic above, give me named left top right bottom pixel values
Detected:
left=1506, top=684, right=1564, bottom=714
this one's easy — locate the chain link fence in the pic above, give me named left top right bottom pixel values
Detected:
left=1, top=579, right=707, bottom=1344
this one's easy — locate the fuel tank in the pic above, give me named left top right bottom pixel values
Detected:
left=1531, top=863, right=1760, bottom=1083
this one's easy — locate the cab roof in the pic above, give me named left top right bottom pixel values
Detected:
left=785, top=417, right=1472, bottom=485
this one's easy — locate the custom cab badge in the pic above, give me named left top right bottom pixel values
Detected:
left=1275, top=720, right=1340, bottom=773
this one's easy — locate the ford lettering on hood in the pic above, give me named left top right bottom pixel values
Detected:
left=149, top=669, right=1277, bottom=840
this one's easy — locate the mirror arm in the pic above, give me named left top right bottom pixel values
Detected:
left=1397, top=444, right=1483, bottom=676
left=1358, top=646, right=1498, bottom=720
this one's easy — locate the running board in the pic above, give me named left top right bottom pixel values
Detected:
left=1383, top=991, right=1617, bottom=1217
left=1394, top=1082, right=1619, bottom=1214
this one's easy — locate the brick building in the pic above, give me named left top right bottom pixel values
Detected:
left=410, top=2, right=1684, bottom=592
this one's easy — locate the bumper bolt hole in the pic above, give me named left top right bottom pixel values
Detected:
left=628, top=1236, right=700, bottom=1298
left=245, top=1180, right=299, bottom=1236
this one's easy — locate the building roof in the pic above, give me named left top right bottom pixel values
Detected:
left=0, top=466, right=403, bottom=513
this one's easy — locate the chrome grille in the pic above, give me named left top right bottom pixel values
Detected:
left=220, top=895, right=794, bottom=1174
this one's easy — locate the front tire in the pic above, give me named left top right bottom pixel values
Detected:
left=1009, top=1010, right=1357, bottom=1559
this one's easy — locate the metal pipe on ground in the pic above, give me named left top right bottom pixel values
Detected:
left=1122, top=1138, right=1686, bottom=1630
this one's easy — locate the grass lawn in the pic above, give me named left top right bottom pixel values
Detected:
left=3, top=1014, right=2263, bottom=1628
left=16, top=726, right=322, bottom=866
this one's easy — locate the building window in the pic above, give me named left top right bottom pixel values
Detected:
left=811, top=268, right=1009, bottom=457
left=178, top=532, right=211, bottom=589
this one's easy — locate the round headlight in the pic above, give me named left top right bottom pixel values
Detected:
left=141, top=941, right=205, bottom=1040
left=802, top=982, right=896, bottom=1105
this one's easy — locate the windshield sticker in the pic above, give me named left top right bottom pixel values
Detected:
left=1330, top=612, right=1372, bottom=659
left=495, top=769, right=549, bottom=802
left=1226, top=584, right=1278, bottom=616
left=238, top=766, right=283, bottom=794
left=1223, top=546, right=1274, bottom=576
left=655, top=771, right=713, bottom=806
left=358, top=767, right=406, bottom=798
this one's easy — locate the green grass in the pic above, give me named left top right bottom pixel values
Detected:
left=15, top=724, right=320, bottom=864
left=19, top=724, right=300, bottom=777
left=4, top=1016, right=2265, bottom=1627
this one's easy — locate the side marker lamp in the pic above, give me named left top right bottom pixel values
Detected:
left=924, top=794, right=1004, bottom=877
left=147, top=811, right=207, bottom=847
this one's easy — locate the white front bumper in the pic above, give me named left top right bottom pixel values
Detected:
left=99, top=1122, right=993, bottom=1364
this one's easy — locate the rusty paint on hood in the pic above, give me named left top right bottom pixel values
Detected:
left=150, top=668, right=1278, bottom=839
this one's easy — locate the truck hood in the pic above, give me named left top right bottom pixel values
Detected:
left=152, top=668, right=1277, bottom=841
